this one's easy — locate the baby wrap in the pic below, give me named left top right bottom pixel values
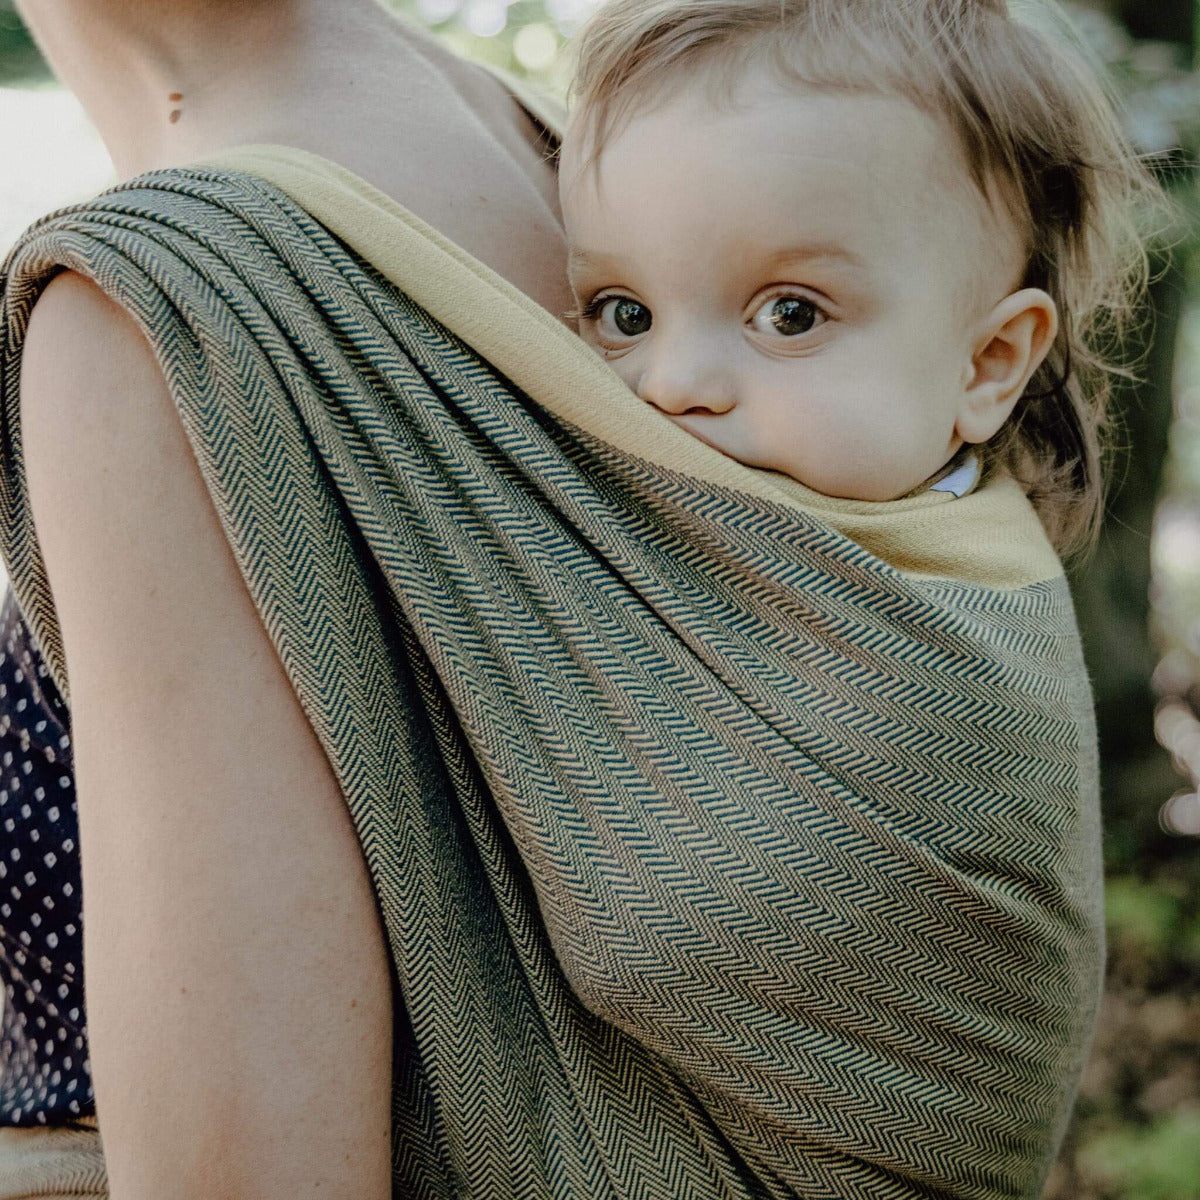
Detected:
left=0, top=149, right=1103, bottom=1200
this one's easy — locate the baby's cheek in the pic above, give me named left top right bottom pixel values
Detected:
left=590, top=342, right=640, bottom=395
left=855, top=395, right=960, bottom=498
left=801, top=399, right=891, bottom=492
left=798, top=397, right=928, bottom=501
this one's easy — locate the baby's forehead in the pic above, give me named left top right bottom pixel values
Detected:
left=562, top=79, right=1023, bottom=298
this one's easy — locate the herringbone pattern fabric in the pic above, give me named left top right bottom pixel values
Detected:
left=0, top=170, right=1103, bottom=1200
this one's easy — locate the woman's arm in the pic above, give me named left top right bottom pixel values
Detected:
left=20, top=273, right=393, bottom=1199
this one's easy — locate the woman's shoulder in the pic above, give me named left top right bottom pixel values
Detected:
left=21, top=270, right=155, bottom=483
left=23, top=269, right=136, bottom=367
left=18, top=269, right=226, bottom=701
left=21, top=271, right=167, bottom=515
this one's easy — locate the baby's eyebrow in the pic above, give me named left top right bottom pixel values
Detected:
left=766, top=244, right=868, bottom=272
left=566, top=248, right=621, bottom=279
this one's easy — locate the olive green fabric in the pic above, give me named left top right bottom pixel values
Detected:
left=0, top=1123, right=105, bottom=1199
left=0, top=166, right=1103, bottom=1200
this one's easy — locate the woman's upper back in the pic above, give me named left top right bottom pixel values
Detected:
left=285, top=22, right=574, bottom=318
left=20, top=0, right=573, bottom=317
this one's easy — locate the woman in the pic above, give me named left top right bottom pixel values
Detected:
left=3, top=1, right=568, bottom=1195
left=0, top=0, right=1105, bottom=1197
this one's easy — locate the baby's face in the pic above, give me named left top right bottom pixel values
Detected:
left=560, top=78, right=1028, bottom=501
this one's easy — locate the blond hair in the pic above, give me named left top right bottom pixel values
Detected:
left=570, top=0, right=1162, bottom=558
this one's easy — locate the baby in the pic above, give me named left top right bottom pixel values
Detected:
left=558, top=0, right=1155, bottom=558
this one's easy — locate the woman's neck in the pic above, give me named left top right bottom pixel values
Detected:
left=18, top=0, right=423, bottom=177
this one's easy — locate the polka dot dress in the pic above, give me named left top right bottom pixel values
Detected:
left=0, top=588, right=92, bottom=1125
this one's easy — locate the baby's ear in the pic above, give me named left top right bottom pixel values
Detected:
left=957, top=289, right=1059, bottom=445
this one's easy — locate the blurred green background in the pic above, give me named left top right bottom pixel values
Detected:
left=1, top=0, right=1198, bottom=1195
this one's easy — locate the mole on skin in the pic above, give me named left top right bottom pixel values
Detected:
left=169, top=92, right=183, bottom=124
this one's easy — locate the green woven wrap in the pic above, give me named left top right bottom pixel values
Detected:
left=0, top=168, right=1103, bottom=1200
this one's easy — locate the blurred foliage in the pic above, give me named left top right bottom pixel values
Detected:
left=388, top=1, right=585, bottom=96
left=1107, top=876, right=1188, bottom=957
left=1070, top=8, right=1200, bottom=159
left=1052, top=3, right=1200, bottom=1195
left=1063, top=0, right=1198, bottom=862
left=0, top=1, right=48, bottom=85
left=1046, top=859, right=1200, bottom=1199
left=1079, top=1107, right=1200, bottom=1200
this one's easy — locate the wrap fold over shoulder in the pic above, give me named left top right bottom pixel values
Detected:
left=0, top=153, right=1103, bottom=1200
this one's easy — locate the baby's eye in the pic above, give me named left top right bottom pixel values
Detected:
left=749, top=295, right=824, bottom=338
left=591, top=296, right=653, bottom=340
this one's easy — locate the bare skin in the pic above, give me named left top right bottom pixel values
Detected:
left=20, top=0, right=572, bottom=317
left=14, top=1, right=571, bottom=1195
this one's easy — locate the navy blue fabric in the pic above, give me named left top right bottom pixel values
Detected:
left=0, top=587, right=92, bottom=1124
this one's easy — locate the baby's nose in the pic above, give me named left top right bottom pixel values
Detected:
left=637, top=352, right=736, bottom=417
